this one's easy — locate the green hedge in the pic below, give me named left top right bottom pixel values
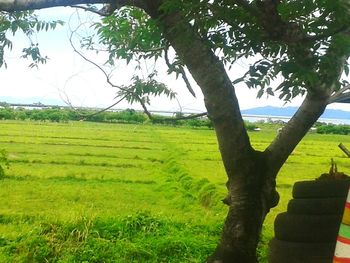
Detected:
left=0, top=107, right=266, bottom=131
left=316, top=124, right=350, bottom=135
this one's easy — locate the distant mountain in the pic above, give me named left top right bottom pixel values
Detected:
left=241, top=106, right=350, bottom=120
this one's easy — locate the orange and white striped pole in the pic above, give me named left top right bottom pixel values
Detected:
left=334, top=187, right=350, bottom=263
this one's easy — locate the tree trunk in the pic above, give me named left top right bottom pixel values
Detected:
left=156, top=10, right=280, bottom=263
left=208, top=201, right=263, bottom=263
left=207, top=150, right=277, bottom=263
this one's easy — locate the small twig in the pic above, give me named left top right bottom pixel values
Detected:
left=59, top=81, right=127, bottom=119
left=134, top=46, right=167, bottom=53
left=81, top=95, right=127, bottom=119
left=179, top=65, right=196, bottom=97
left=68, top=20, right=154, bottom=119
left=164, top=45, right=196, bottom=97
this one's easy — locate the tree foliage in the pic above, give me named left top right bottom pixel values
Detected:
left=0, top=10, right=63, bottom=67
left=117, top=72, right=176, bottom=105
left=91, top=7, right=164, bottom=64
left=80, top=1, right=350, bottom=103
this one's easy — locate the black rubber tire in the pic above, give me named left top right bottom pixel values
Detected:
left=293, top=180, right=350, bottom=199
left=268, top=238, right=335, bottom=263
left=274, top=212, right=341, bottom=242
left=287, top=197, right=346, bottom=215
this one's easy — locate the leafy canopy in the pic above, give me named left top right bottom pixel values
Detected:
left=83, top=0, right=350, bottom=102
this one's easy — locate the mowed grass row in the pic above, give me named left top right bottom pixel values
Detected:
left=0, top=120, right=350, bottom=262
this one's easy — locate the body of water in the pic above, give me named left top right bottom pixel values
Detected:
left=243, top=115, right=350, bottom=125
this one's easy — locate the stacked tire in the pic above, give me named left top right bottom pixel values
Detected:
left=269, top=180, right=350, bottom=263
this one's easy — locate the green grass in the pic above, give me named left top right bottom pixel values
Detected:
left=0, top=120, right=350, bottom=262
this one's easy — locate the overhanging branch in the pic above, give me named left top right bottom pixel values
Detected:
left=0, top=0, right=146, bottom=12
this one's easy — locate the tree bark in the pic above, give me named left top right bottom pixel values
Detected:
left=207, top=151, right=272, bottom=263
left=156, top=10, right=279, bottom=263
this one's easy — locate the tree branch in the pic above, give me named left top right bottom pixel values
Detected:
left=159, top=11, right=253, bottom=178
left=62, top=93, right=127, bottom=119
left=329, top=85, right=350, bottom=104
left=68, top=21, right=153, bottom=119
left=164, top=45, right=196, bottom=97
left=266, top=40, right=350, bottom=175
left=265, top=92, right=329, bottom=176
left=0, top=0, right=146, bottom=12
left=302, top=26, right=349, bottom=42
left=232, top=0, right=260, bottom=17
left=71, top=4, right=117, bottom=16
left=159, top=112, right=207, bottom=122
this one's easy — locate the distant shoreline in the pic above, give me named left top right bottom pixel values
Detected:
left=243, top=115, right=350, bottom=125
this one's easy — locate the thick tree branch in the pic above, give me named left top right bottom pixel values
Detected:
left=0, top=0, right=146, bottom=12
left=303, top=26, right=349, bottom=42
left=231, top=0, right=304, bottom=43
left=329, top=85, right=350, bottom=104
left=232, top=0, right=348, bottom=44
left=158, top=11, right=253, bottom=179
left=265, top=92, right=329, bottom=175
left=266, top=41, right=349, bottom=175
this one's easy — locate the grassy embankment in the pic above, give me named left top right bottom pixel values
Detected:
left=0, top=120, right=349, bottom=262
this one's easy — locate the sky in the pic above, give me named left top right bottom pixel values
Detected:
left=1, top=7, right=349, bottom=113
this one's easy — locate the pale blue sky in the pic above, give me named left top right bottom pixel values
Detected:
left=0, top=7, right=349, bottom=113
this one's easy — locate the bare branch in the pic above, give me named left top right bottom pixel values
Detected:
left=179, top=66, right=196, bottom=97
left=161, top=112, right=207, bottom=121
left=164, top=45, right=196, bottom=97
left=68, top=20, right=154, bottom=119
left=62, top=92, right=127, bottom=119
left=82, top=95, right=127, bottom=119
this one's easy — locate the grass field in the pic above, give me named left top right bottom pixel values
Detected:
left=0, top=120, right=350, bottom=262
